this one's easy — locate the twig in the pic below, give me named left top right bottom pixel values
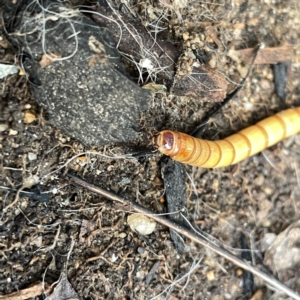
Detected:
left=67, top=173, right=300, bottom=300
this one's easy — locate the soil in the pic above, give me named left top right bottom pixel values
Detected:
left=1, top=0, right=300, bottom=300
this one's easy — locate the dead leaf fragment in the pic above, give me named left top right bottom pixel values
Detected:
left=142, top=82, right=166, bottom=94
left=39, top=52, right=62, bottom=68
left=233, top=46, right=294, bottom=64
left=0, top=282, right=51, bottom=300
left=45, top=272, right=79, bottom=300
left=250, top=289, right=264, bottom=300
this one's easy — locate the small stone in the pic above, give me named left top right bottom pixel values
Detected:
left=0, top=124, right=9, bottom=132
left=182, top=32, right=189, bottom=41
left=254, top=174, right=264, bottom=186
left=206, top=270, right=215, bottom=281
left=263, top=187, right=273, bottom=195
left=107, top=165, right=114, bottom=171
left=247, top=18, right=260, bottom=26
left=205, top=36, right=214, bottom=43
left=23, top=111, right=36, bottom=124
left=9, top=129, right=18, bottom=135
left=237, top=65, right=248, bottom=78
left=28, top=152, right=37, bottom=161
left=51, top=188, right=58, bottom=194
left=233, top=22, right=245, bottom=30
left=260, top=233, right=277, bottom=252
left=118, top=232, right=127, bottom=238
left=236, top=268, right=243, bottom=276
left=136, top=271, right=146, bottom=279
left=111, top=253, right=118, bottom=262
left=260, top=79, right=273, bottom=90
left=208, top=53, right=217, bottom=68
left=137, top=247, right=146, bottom=254
left=227, top=49, right=240, bottom=62
left=23, top=174, right=40, bottom=188
left=127, top=213, right=156, bottom=235
left=119, top=177, right=131, bottom=186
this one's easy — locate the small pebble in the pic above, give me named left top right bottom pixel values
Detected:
left=236, top=268, right=243, bottom=276
left=107, top=165, right=114, bottom=171
left=127, top=213, right=156, bottom=235
left=9, top=129, right=18, bottom=135
left=24, top=104, right=31, bottom=109
left=119, top=177, right=131, bottom=186
left=237, top=65, right=248, bottom=78
left=263, top=187, right=273, bottom=195
left=208, top=54, right=217, bottom=68
left=28, top=152, right=37, bottom=161
left=111, top=253, right=118, bottom=262
left=51, top=188, right=58, bottom=194
left=23, top=111, right=36, bottom=124
left=260, top=79, right=273, bottom=90
left=0, top=124, right=8, bottom=132
left=182, top=32, right=189, bottom=41
left=118, top=232, right=127, bottom=238
left=136, top=271, right=146, bottom=279
left=23, top=174, right=40, bottom=188
left=260, top=233, right=277, bottom=252
left=137, top=247, right=146, bottom=254
left=206, top=270, right=215, bottom=281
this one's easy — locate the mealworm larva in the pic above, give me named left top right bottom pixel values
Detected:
left=154, top=107, right=300, bottom=168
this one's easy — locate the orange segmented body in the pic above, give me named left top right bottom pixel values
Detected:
left=154, top=107, right=300, bottom=168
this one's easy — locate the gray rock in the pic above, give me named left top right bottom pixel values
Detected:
left=4, top=1, right=150, bottom=145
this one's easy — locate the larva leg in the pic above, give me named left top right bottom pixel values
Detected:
left=154, top=107, right=300, bottom=168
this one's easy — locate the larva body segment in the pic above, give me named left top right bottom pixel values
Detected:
left=154, top=107, right=300, bottom=168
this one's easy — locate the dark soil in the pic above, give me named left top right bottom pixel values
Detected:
left=1, top=1, right=300, bottom=300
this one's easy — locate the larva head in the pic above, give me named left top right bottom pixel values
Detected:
left=153, top=131, right=179, bottom=157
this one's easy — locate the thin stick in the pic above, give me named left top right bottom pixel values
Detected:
left=67, top=173, right=300, bottom=300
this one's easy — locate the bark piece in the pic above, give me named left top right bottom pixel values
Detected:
left=234, top=46, right=294, bottom=65
left=273, top=62, right=289, bottom=102
left=92, top=3, right=227, bottom=102
left=161, top=157, right=189, bottom=253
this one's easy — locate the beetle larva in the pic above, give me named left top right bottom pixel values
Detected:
left=154, top=107, right=300, bottom=168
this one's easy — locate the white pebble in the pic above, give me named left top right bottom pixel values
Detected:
left=0, top=124, right=8, bottom=132
left=9, top=129, right=18, bottom=135
left=111, top=253, right=118, bottom=263
left=28, top=152, right=37, bottom=161
left=127, top=213, right=156, bottom=235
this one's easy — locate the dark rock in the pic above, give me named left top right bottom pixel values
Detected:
left=3, top=1, right=151, bottom=145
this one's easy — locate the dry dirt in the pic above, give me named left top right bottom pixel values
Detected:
left=1, top=0, right=300, bottom=299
